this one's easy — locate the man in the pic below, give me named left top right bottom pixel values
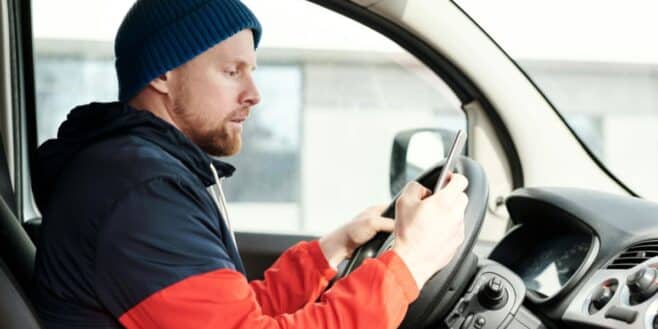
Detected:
left=32, top=0, right=468, bottom=328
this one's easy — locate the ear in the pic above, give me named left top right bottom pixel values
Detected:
left=148, top=71, right=172, bottom=94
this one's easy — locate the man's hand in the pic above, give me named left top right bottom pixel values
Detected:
left=393, top=174, right=468, bottom=289
left=319, top=205, right=395, bottom=269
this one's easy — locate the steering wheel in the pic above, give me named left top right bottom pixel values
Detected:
left=335, top=157, right=488, bottom=329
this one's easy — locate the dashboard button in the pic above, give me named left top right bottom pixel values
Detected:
left=479, top=277, right=508, bottom=310
left=474, top=315, right=486, bottom=329
left=589, top=285, right=614, bottom=313
left=445, top=312, right=460, bottom=327
left=588, top=279, right=618, bottom=314
left=626, top=267, right=658, bottom=304
left=604, top=305, right=637, bottom=324
left=461, top=313, right=474, bottom=329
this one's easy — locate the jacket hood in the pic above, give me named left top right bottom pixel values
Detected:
left=32, top=102, right=235, bottom=211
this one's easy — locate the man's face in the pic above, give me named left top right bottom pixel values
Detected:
left=167, top=29, right=260, bottom=156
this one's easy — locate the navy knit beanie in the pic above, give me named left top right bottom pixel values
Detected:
left=114, top=0, right=262, bottom=102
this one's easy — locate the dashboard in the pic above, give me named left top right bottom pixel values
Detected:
left=478, top=187, right=658, bottom=329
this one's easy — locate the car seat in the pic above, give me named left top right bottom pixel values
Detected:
left=0, top=136, right=41, bottom=328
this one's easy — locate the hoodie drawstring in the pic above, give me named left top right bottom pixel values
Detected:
left=209, top=163, right=238, bottom=248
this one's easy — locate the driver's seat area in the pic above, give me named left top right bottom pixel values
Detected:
left=0, top=195, right=42, bottom=328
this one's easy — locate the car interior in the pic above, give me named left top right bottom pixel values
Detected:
left=1, top=0, right=658, bottom=328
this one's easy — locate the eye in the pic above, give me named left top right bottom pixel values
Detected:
left=227, top=70, right=238, bottom=77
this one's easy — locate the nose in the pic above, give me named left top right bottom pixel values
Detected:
left=241, top=74, right=261, bottom=107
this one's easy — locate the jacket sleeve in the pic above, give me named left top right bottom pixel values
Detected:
left=94, top=175, right=420, bottom=329
left=248, top=240, right=337, bottom=316
left=119, top=250, right=419, bottom=329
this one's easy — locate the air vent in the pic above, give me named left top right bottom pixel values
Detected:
left=607, top=239, right=658, bottom=269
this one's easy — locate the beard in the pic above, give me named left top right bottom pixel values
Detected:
left=172, top=102, right=243, bottom=157
left=169, top=67, right=245, bottom=157
left=194, top=123, right=242, bottom=157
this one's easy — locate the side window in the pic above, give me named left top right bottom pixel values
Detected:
left=31, top=1, right=472, bottom=237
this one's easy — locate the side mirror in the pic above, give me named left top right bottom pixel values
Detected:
left=389, top=128, right=459, bottom=197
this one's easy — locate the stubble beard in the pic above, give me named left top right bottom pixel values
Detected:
left=196, top=123, right=242, bottom=157
left=172, top=101, right=242, bottom=157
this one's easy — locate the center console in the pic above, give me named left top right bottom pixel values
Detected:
left=442, top=261, right=544, bottom=329
left=563, top=256, right=658, bottom=328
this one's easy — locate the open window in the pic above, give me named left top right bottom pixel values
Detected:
left=26, top=0, right=493, bottom=238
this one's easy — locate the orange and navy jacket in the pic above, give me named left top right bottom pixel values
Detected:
left=32, top=102, right=419, bottom=329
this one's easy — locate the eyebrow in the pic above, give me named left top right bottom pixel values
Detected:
left=226, top=58, right=257, bottom=71
left=227, top=55, right=258, bottom=68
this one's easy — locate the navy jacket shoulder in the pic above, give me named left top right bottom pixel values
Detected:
left=32, top=102, right=242, bottom=328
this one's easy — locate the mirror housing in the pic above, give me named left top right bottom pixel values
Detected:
left=389, top=128, right=459, bottom=197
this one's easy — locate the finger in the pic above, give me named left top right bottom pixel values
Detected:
left=366, top=204, right=389, bottom=215
left=447, top=224, right=465, bottom=251
left=426, top=177, right=467, bottom=206
left=400, top=181, right=432, bottom=200
left=451, top=225, right=466, bottom=252
left=369, top=217, right=395, bottom=233
left=443, top=174, right=469, bottom=194
left=454, top=192, right=469, bottom=211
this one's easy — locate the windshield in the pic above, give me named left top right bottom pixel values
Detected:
left=456, top=0, right=658, bottom=202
